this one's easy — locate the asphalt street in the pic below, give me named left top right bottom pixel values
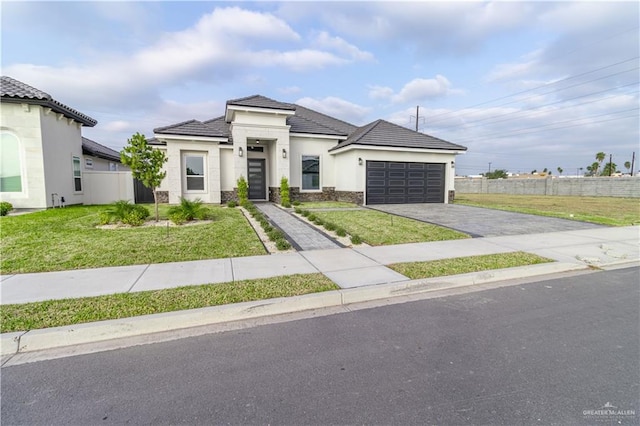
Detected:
left=2, top=267, right=638, bottom=425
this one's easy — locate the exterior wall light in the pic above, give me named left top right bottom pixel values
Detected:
left=282, top=148, right=287, bottom=159
left=358, top=157, right=363, bottom=166
left=451, top=161, right=455, bottom=168
left=238, top=147, right=243, bottom=157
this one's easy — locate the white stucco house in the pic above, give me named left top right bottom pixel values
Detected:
left=152, top=95, right=467, bottom=205
left=0, top=76, right=130, bottom=209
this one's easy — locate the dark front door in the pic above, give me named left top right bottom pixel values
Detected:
left=248, top=159, right=266, bottom=200
left=366, top=161, right=445, bottom=204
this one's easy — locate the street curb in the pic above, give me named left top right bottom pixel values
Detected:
left=0, top=262, right=590, bottom=356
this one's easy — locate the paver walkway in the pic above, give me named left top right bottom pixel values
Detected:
left=370, top=204, right=604, bottom=237
left=255, top=203, right=341, bottom=251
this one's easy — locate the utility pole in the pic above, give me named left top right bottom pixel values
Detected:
left=410, top=106, right=425, bottom=132
left=488, top=162, right=492, bottom=173
left=609, top=154, right=613, bottom=176
left=631, top=152, right=636, bottom=176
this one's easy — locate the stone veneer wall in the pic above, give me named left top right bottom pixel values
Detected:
left=290, top=187, right=337, bottom=202
left=335, top=191, right=364, bottom=205
left=448, top=190, right=455, bottom=203
left=221, top=190, right=237, bottom=203
left=156, top=191, right=169, bottom=203
left=268, top=187, right=281, bottom=204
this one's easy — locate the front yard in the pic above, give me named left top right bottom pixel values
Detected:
left=0, top=205, right=266, bottom=274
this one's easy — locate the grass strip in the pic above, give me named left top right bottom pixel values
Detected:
left=298, top=201, right=359, bottom=209
left=388, top=252, right=553, bottom=279
left=455, top=194, right=639, bottom=226
left=1, top=273, right=338, bottom=333
left=311, top=210, right=469, bottom=245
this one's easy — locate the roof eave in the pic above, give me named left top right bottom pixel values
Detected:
left=1, top=96, right=97, bottom=126
left=329, top=144, right=467, bottom=155
left=225, top=104, right=296, bottom=122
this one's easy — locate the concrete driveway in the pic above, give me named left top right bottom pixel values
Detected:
left=368, top=204, right=605, bottom=237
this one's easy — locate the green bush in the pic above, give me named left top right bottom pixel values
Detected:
left=267, top=229, right=283, bottom=241
left=312, top=217, right=324, bottom=225
left=300, top=210, right=310, bottom=217
left=237, top=176, right=249, bottom=204
left=350, top=234, right=363, bottom=245
left=292, top=201, right=301, bottom=206
left=275, top=238, right=291, bottom=250
left=294, top=207, right=302, bottom=214
left=324, top=222, right=337, bottom=231
left=226, top=200, right=238, bottom=208
left=168, top=198, right=210, bottom=224
left=103, top=200, right=149, bottom=225
left=335, top=227, right=347, bottom=237
left=307, top=213, right=317, bottom=221
left=280, top=177, right=290, bottom=207
left=0, top=201, right=13, bottom=216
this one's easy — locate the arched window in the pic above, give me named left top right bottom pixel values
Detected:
left=0, top=132, right=22, bottom=192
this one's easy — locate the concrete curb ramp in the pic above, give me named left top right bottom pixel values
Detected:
left=0, top=261, right=596, bottom=357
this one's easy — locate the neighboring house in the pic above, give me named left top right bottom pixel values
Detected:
left=152, top=95, right=467, bottom=205
left=1, top=76, right=98, bottom=209
left=82, top=137, right=129, bottom=172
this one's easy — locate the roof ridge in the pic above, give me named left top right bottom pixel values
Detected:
left=202, top=115, right=225, bottom=124
left=350, top=119, right=383, bottom=144
left=154, top=118, right=200, bottom=132
left=293, top=104, right=356, bottom=134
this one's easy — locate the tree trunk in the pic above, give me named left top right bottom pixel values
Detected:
left=153, top=188, right=159, bottom=222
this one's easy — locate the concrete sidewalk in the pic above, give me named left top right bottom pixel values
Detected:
left=1, top=226, right=638, bottom=305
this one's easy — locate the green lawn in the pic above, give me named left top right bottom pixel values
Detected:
left=0, top=205, right=266, bottom=274
left=388, top=252, right=553, bottom=279
left=1, top=273, right=338, bottom=332
left=455, top=194, right=640, bottom=226
left=310, top=209, right=469, bottom=245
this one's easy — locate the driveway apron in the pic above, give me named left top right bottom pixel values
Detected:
left=369, top=204, right=605, bottom=237
left=254, top=203, right=342, bottom=251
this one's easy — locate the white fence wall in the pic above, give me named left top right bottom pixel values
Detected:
left=455, top=176, right=640, bottom=198
left=83, top=171, right=134, bottom=205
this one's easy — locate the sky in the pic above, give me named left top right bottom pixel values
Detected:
left=2, top=1, right=638, bottom=176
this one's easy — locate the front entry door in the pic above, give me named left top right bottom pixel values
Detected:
left=248, top=159, right=266, bottom=200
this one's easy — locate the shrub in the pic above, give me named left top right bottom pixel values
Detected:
left=237, top=176, right=249, bottom=204
left=300, top=210, right=310, bottom=217
left=307, top=213, right=317, bottom=222
left=335, top=227, right=347, bottom=237
left=324, top=222, right=337, bottom=231
left=312, top=217, right=324, bottom=225
left=267, top=229, right=283, bottom=241
left=292, top=201, right=301, bottom=206
left=350, top=234, right=363, bottom=245
left=227, top=200, right=238, bottom=208
left=280, top=177, right=291, bottom=207
left=294, top=207, right=302, bottom=214
left=0, top=201, right=13, bottom=216
left=103, top=200, right=149, bottom=225
left=168, top=198, right=210, bottom=224
left=275, top=238, right=291, bottom=250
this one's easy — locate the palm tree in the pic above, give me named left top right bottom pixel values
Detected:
left=624, top=161, right=631, bottom=174
left=596, top=152, right=606, bottom=166
left=557, top=167, right=563, bottom=175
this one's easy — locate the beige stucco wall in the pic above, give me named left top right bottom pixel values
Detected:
left=40, top=108, right=85, bottom=206
left=0, top=103, right=48, bottom=208
left=160, top=139, right=221, bottom=204
left=219, top=147, right=235, bottom=191
left=289, top=136, right=338, bottom=190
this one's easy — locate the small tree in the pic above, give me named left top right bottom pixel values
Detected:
left=483, top=169, right=508, bottom=179
left=600, top=161, right=617, bottom=177
left=624, top=161, right=631, bottom=174
left=557, top=167, right=563, bottom=175
left=280, top=176, right=291, bottom=207
left=120, top=132, right=167, bottom=221
left=237, top=176, right=248, bottom=204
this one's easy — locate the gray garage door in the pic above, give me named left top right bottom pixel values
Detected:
left=366, top=161, right=445, bottom=204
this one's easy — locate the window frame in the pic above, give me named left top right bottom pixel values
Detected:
left=301, top=154, right=321, bottom=192
left=72, top=155, right=82, bottom=193
left=0, top=131, right=24, bottom=193
left=85, top=158, right=93, bottom=169
left=183, top=153, right=206, bottom=193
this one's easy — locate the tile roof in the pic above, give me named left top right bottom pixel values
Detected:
left=288, top=104, right=357, bottom=136
left=82, top=137, right=122, bottom=162
left=1, top=76, right=97, bottom=127
left=226, top=94, right=295, bottom=111
left=329, top=119, right=467, bottom=152
left=154, top=117, right=229, bottom=138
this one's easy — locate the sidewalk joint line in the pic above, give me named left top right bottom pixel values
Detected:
left=127, top=264, right=151, bottom=293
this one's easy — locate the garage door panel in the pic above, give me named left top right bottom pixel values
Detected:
left=366, top=160, right=445, bottom=204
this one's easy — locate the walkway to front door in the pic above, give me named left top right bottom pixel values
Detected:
left=255, top=203, right=341, bottom=251
left=248, top=159, right=266, bottom=200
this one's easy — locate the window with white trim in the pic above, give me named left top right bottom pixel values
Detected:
left=301, top=155, right=320, bottom=190
left=0, top=132, right=22, bottom=192
left=73, top=156, right=82, bottom=192
left=184, top=154, right=205, bottom=191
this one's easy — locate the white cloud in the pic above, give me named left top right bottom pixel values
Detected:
left=368, top=85, right=394, bottom=100
left=313, top=31, right=374, bottom=62
left=295, top=96, right=371, bottom=125
left=392, top=75, right=454, bottom=103
left=279, top=86, right=302, bottom=95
